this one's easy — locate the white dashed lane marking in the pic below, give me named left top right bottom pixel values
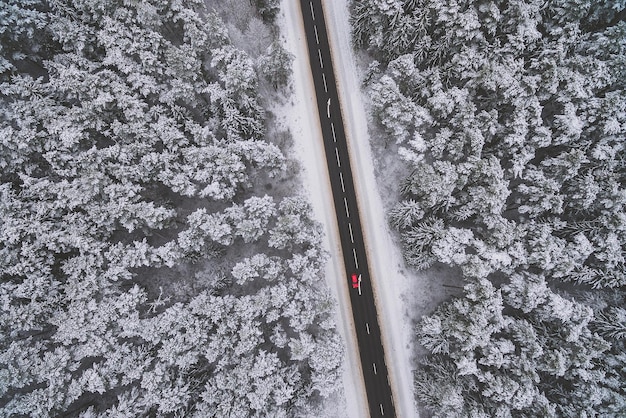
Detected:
left=339, top=171, right=345, bottom=192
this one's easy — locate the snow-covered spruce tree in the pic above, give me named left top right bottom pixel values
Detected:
left=0, top=0, right=342, bottom=416
left=0, top=0, right=51, bottom=75
left=258, top=41, right=294, bottom=90
left=252, top=0, right=281, bottom=23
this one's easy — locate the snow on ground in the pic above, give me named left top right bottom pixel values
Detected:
left=276, top=1, right=457, bottom=417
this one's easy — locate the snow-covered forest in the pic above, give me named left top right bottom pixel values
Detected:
left=351, top=0, right=626, bottom=415
left=0, top=0, right=344, bottom=416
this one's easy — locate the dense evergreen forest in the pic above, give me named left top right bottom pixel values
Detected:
left=0, top=0, right=343, bottom=416
left=351, top=0, right=626, bottom=416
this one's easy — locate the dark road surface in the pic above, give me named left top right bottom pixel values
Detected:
left=299, top=1, right=397, bottom=416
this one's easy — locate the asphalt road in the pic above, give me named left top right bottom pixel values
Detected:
left=298, top=1, right=397, bottom=416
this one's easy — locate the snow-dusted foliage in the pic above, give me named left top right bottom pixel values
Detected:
left=0, top=0, right=342, bottom=416
left=352, top=0, right=626, bottom=414
left=415, top=277, right=622, bottom=416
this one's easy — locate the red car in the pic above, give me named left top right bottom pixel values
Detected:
left=351, top=273, right=359, bottom=289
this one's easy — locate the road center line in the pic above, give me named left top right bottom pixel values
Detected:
left=366, top=322, right=370, bottom=334
left=331, top=122, right=336, bottom=142
left=339, top=171, right=345, bottom=192
left=310, top=1, right=315, bottom=20
left=322, top=73, right=328, bottom=92
left=344, top=197, right=350, bottom=218
left=314, top=25, right=319, bottom=44
left=348, top=221, right=354, bottom=242
left=318, top=49, right=323, bottom=68
left=353, top=248, right=359, bottom=269
left=335, top=147, right=340, bottom=167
